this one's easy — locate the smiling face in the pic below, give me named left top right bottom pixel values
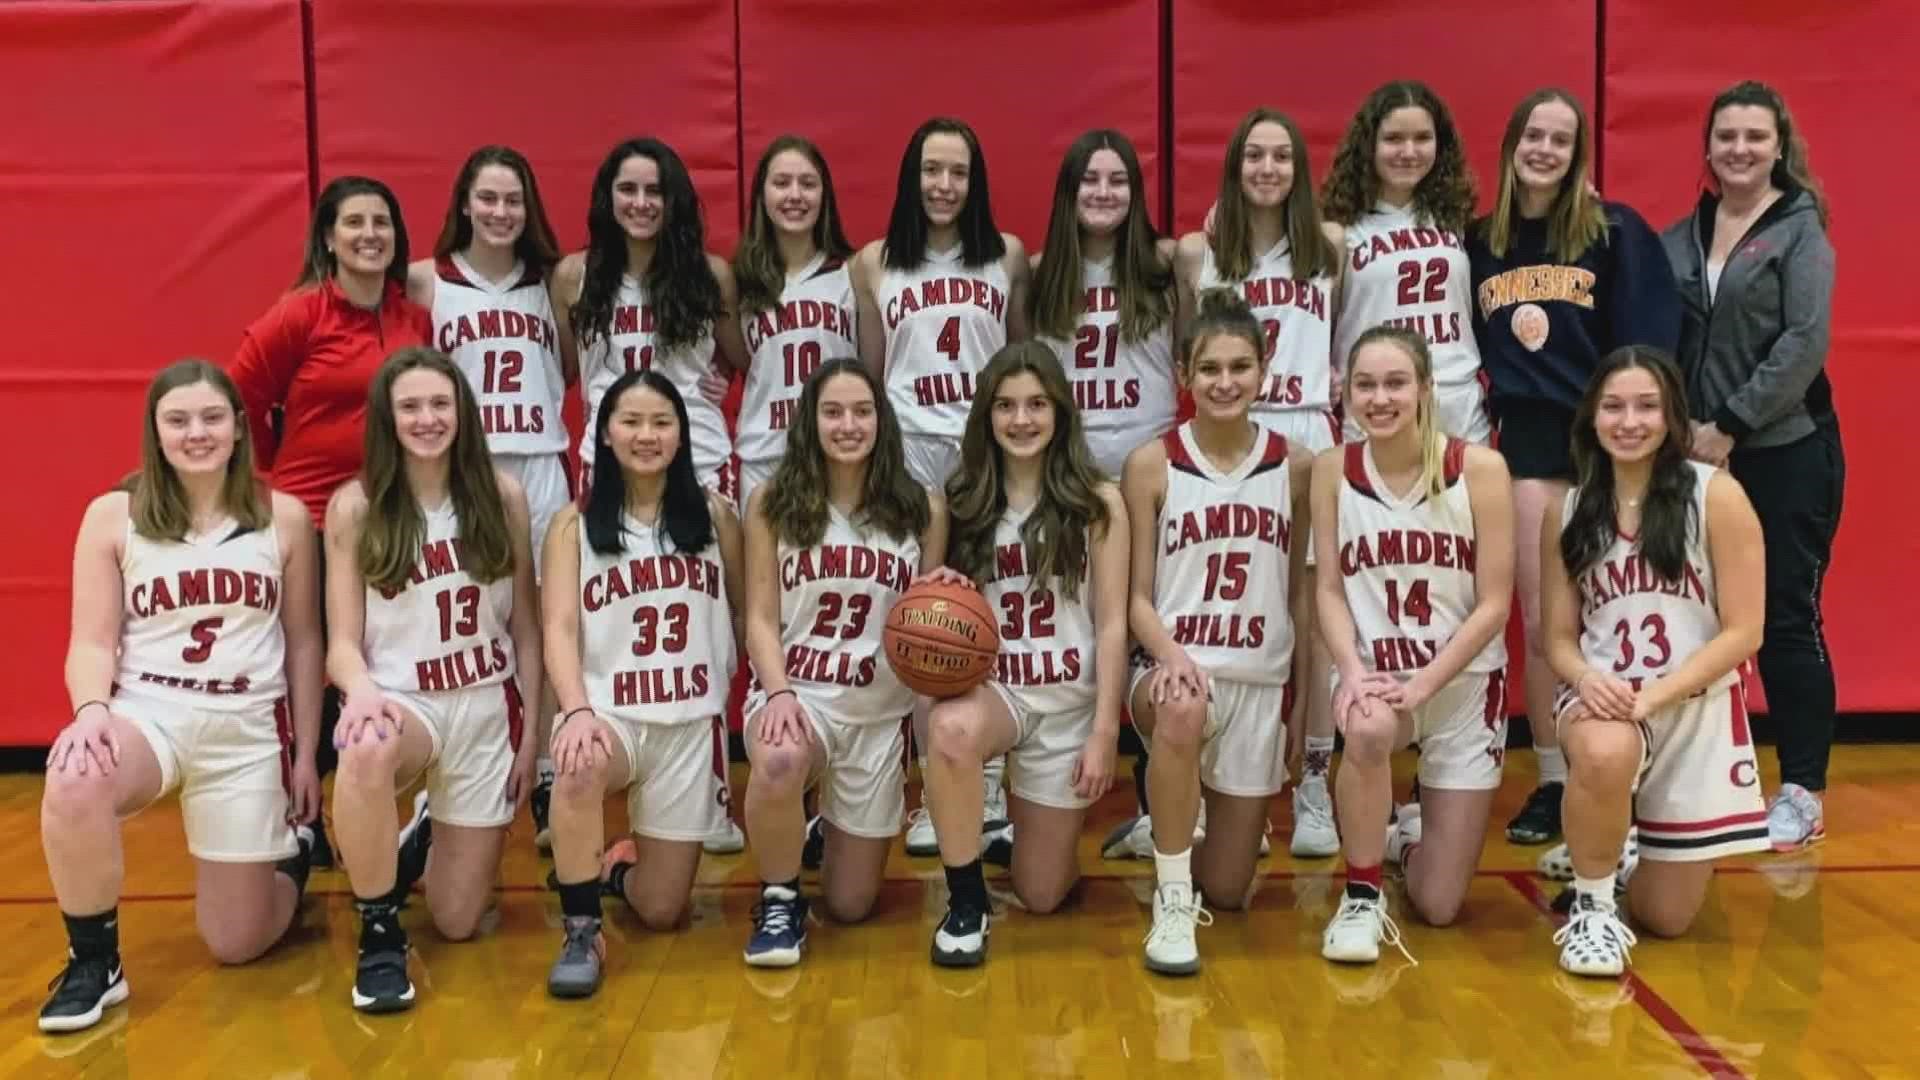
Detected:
left=1513, top=99, right=1579, bottom=193
left=764, top=149, right=823, bottom=239
left=389, top=368, right=458, bottom=462
left=605, top=383, right=681, bottom=477
left=1347, top=340, right=1424, bottom=441
left=1185, top=332, right=1263, bottom=424
left=465, top=164, right=527, bottom=252
left=920, top=132, right=972, bottom=228
left=1709, top=104, right=1781, bottom=194
left=1240, top=121, right=1295, bottom=209
left=154, top=381, right=238, bottom=478
left=815, top=371, right=877, bottom=468
left=331, top=193, right=396, bottom=277
left=1076, top=147, right=1132, bottom=236
left=1593, top=365, right=1668, bottom=465
left=1375, top=106, right=1437, bottom=202
left=989, top=371, right=1056, bottom=464
left=612, top=154, right=664, bottom=242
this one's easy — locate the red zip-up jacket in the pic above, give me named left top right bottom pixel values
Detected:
left=229, top=278, right=433, bottom=528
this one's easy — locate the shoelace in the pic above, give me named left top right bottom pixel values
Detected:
left=905, top=808, right=932, bottom=829
left=1552, top=906, right=1639, bottom=961
left=1331, top=896, right=1419, bottom=966
left=562, top=919, right=601, bottom=959
left=1143, top=888, right=1215, bottom=946
left=1298, top=787, right=1335, bottom=829
left=755, top=898, right=799, bottom=938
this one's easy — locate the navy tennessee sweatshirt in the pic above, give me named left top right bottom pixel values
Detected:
left=1467, top=200, right=1681, bottom=412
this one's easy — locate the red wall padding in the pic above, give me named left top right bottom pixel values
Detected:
left=0, top=0, right=311, bottom=744
left=309, top=0, right=740, bottom=257
left=1600, top=0, right=1920, bottom=713
left=1169, top=0, right=1597, bottom=232
left=739, top=0, right=1163, bottom=252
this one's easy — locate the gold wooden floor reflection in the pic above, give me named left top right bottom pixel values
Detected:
left=5, top=746, right=1920, bottom=1078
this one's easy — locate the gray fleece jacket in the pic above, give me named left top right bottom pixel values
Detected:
left=1661, top=185, right=1836, bottom=449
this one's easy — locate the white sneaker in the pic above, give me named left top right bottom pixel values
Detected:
left=1257, top=817, right=1271, bottom=857
left=1385, top=805, right=1422, bottom=866
left=1538, top=828, right=1639, bottom=883
left=1555, top=893, right=1638, bottom=977
left=1290, top=776, right=1339, bottom=858
left=905, top=783, right=939, bottom=857
left=1101, top=808, right=1206, bottom=860
left=1143, top=880, right=1213, bottom=976
left=982, top=767, right=1010, bottom=830
left=702, top=817, right=746, bottom=855
left=1321, top=891, right=1416, bottom=965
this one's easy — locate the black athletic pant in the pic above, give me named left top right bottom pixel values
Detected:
left=310, top=521, right=343, bottom=778
left=1728, top=418, right=1845, bottom=792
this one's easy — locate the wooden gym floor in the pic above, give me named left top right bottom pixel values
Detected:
left=3, top=746, right=1917, bottom=1079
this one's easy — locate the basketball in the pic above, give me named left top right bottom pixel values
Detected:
left=881, top=580, right=1000, bottom=698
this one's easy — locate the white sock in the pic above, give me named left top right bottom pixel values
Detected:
left=1572, top=872, right=1617, bottom=910
left=1536, top=746, right=1568, bottom=785
left=536, top=756, right=554, bottom=784
left=1153, top=846, right=1193, bottom=892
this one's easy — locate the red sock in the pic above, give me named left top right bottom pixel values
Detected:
left=1346, top=863, right=1383, bottom=891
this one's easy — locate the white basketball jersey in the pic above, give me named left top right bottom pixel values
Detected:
left=736, top=254, right=858, bottom=464
left=119, top=514, right=286, bottom=710
left=1038, top=256, right=1176, bottom=461
left=1337, top=439, right=1505, bottom=677
left=879, top=246, right=1011, bottom=439
left=982, top=505, right=1098, bottom=714
left=1197, top=238, right=1335, bottom=415
left=431, top=254, right=567, bottom=454
left=578, top=515, right=736, bottom=724
left=769, top=506, right=918, bottom=725
left=1337, top=203, right=1481, bottom=387
left=579, top=274, right=731, bottom=477
left=363, top=502, right=516, bottom=694
left=1153, top=423, right=1296, bottom=685
left=1570, top=463, right=1731, bottom=693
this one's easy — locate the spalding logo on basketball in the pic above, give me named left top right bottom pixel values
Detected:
left=881, top=581, right=999, bottom=698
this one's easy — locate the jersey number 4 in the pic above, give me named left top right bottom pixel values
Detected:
left=936, top=317, right=962, bottom=362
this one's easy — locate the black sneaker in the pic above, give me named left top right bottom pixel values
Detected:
left=39, top=953, right=129, bottom=1033
left=930, top=902, right=989, bottom=967
left=394, top=791, right=432, bottom=897
left=1506, top=781, right=1565, bottom=845
left=800, top=815, right=826, bottom=871
left=531, top=778, right=554, bottom=853
left=351, top=947, right=415, bottom=1013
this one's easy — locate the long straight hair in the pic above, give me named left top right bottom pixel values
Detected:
left=1702, top=80, right=1830, bottom=229
left=1210, top=108, right=1339, bottom=282
left=432, top=145, right=563, bottom=273
left=572, top=138, right=723, bottom=354
left=357, top=348, right=513, bottom=592
left=129, top=360, right=270, bottom=541
left=583, top=369, right=714, bottom=556
left=945, top=343, right=1110, bottom=593
left=1481, top=88, right=1609, bottom=263
left=883, top=117, right=1007, bottom=270
left=1030, top=129, right=1172, bottom=344
left=1321, top=81, right=1477, bottom=233
left=1347, top=326, right=1448, bottom=500
left=1561, top=346, right=1698, bottom=582
left=761, top=360, right=927, bottom=548
left=297, top=176, right=410, bottom=290
left=733, top=135, right=855, bottom=316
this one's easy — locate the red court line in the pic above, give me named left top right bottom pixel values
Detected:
left=1502, top=872, right=1749, bottom=1080
left=4, top=859, right=1911, bottom=907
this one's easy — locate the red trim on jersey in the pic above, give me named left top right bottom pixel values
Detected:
left=1247, top=430, right=1292, bottom=478
left=1443, top=436, right=1468, bottom=486
left=435, top=255, right=471, bottom=287
left=1162, top=428, right=1202, bottom=477
left=273, top=697, right=294, bottom=799
left=1635, top=809, right=1768, bottom=832
left=1484, top=670, right=1507, bottom=733
left=1324, top=408, right=1343, bottom=446
left=503, top=680, right=526, bottom=754
left=1343, top=443, right=1378, bottom=499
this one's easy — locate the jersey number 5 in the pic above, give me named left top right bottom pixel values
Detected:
left=181, top=616, right=225, bottom=663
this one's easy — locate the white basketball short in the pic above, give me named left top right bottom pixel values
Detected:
left=1084, top=423, right=1171, bottom=481
left=1334, top=668, right=1507, bottom=791
left=598, top=713, right=732, bottom=842
left=745, top=690, right=908, bottom=838
left=494, top=451, right=572, bottom=581
left=902, top=433, right=963, bottom=492
left=1555, top=681, right=1768, bottom=863
left=113, top=685, right=298, bottom=862
left=737, top=456, right=779, bottom=516
left=986, top=682, right=1098, bottom=810
left=1340, top=378, right=1493, bottom=446
left=1130, top=663, right=1294, bottom=798
left=389, top=680, right=526, bottom=829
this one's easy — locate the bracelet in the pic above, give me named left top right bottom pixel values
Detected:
left=767, top=689, right=796, bottom=703
left=72, top=700, right=108, bottom=720
left=557, top=706, right=594, bottom=730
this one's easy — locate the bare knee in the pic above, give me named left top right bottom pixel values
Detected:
left=431, top=902, right=488, bottom=942
left=747, top=740, right=810, bottom=797
left=1407, top=882, right=1466, bottom=928
left=42, top=765, right=115, bottom=824
left=1338, top=707, right=1397, bottom=769
left=927, top=702, right=987, bottom=770
left=200, top=911, right=279, bottom=965
left=1565, top=725, right=1641, bottom=787
left=1631, top=894, right=1701, bottom=939
left=553, top=761, right=608, bottom=806
left=823, top=886, right=878, bottom=925
left=336, top=735, right=399, bottom=790
left=1013, top=873, right=1077, bottom=916
left=1149, top=698, right=1209, bottom=755
left=631, top=891, right=688, bottom=932
left=1196, top=867, right=1251, bottom=912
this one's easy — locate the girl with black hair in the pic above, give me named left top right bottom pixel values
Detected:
left=539, top=370, right=745, bottom=1000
